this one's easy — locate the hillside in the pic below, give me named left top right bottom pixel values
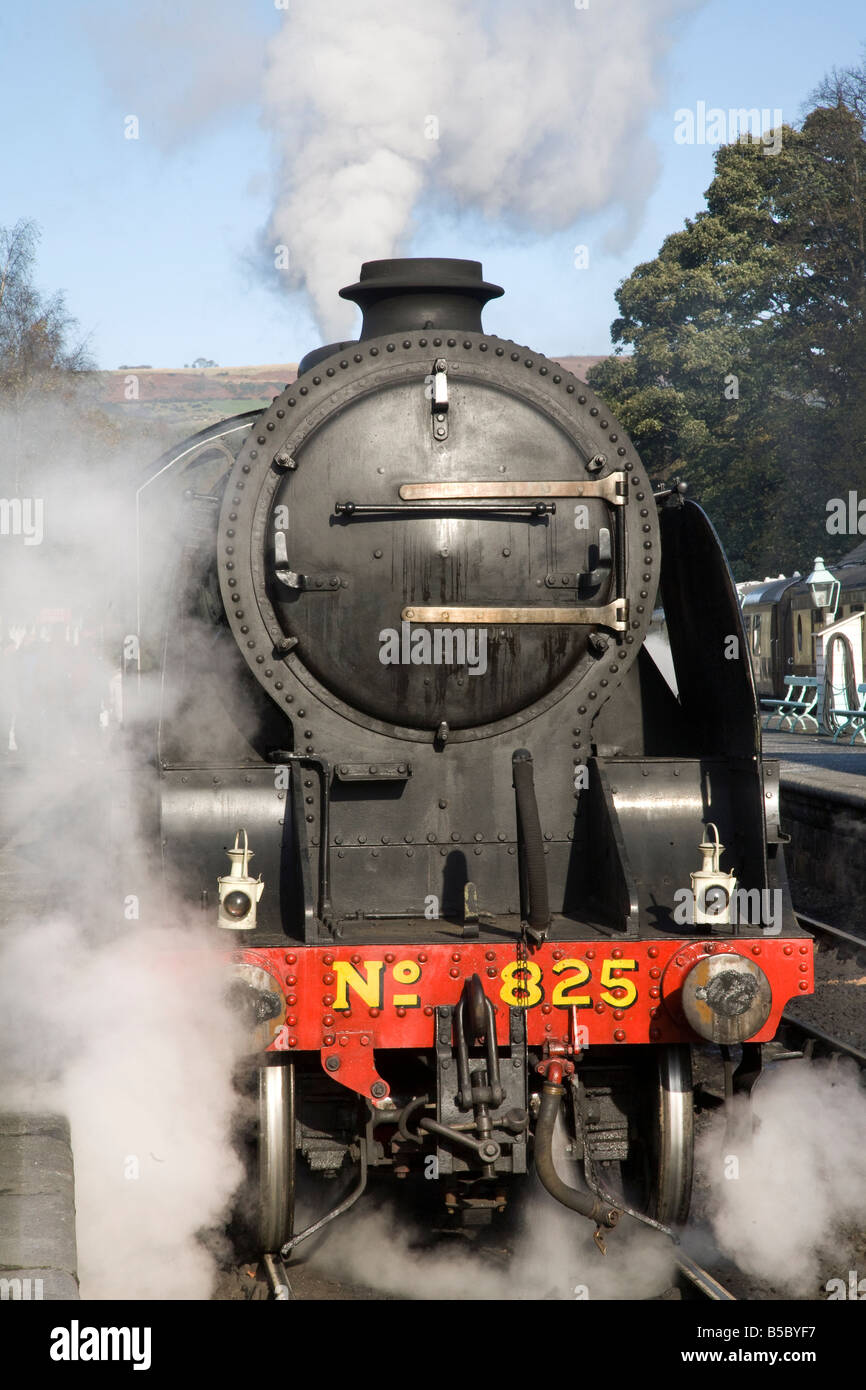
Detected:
left=99, top=355, right=608, bottom=438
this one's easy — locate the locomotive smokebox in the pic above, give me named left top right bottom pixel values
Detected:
left=339, top=257, right=504, bottom=339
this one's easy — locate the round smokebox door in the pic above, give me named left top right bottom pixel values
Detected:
left=268, top=372, right=611, bottom=730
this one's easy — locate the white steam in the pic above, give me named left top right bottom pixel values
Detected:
left=0, top=920, right=246, bottom=1299
left=83, top=0, right=264, bottom=145
left=304, top=1179, right=676, bottom=1301
left=264, top=0, right=697, bottom=337
left=83, top=0, right=701, bottom=340
left=0, top=393, right=249, bottom=1298
left=697, top=1058, right=866, bottom=1296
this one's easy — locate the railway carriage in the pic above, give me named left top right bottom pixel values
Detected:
left=742, top=558, right=866, bottom=704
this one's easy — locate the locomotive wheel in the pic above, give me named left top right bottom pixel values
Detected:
left=642, top=1044, right=694, bottom=1227
left=257, top=1060, right=296, bottom=1254
left=583, top=1045, right=694, bottom=1229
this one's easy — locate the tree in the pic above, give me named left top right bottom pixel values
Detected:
left=0, top=220, right=94, bottom=398
left=809, top=47, right=866, bottom=129
left=588, top=82, right=866, bottom=577
left=0, top=220, right=94, bottom=490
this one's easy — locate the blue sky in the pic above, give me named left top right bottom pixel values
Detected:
left=1, top=1, right=863, bottom=370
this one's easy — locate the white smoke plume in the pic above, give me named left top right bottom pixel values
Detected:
left=303, top=1178, right=676, bottom=1301
left=696, top=1058, right=866, bottom=1296
left=0, top=393, right=250, bottom=1298
left=299, top=1112, right=676, bottom=1300
left=264, top=0, right=699, bottom=338
left=83, top=0, right=264, bottom=144
left=83, top=0, right=701, bottom=340
left=0, top=920, right=246, bottom=1299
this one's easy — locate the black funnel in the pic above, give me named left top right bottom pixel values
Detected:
left=339, top=258, right=503, bottom=339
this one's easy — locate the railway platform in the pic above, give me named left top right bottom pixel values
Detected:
left=763, top=727, right=866, bottom=790
left=763, top=729, right=866, bottom=924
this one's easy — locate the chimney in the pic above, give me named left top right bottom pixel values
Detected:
left=339, top=257, right=504, bottom=339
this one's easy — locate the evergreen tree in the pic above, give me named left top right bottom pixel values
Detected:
left=588, top=75, right=866, bottom=577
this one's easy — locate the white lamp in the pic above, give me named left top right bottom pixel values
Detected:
left=805, top=557, right=840, bottom=618
left=217, top=828, right=264, bottom=930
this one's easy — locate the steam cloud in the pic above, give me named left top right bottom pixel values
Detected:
left=0, top=921, right=246, bottom=1299
left=85, top=0, right=700, bottom=340
left=0, top=394, right=249, bottom=1298
left=304, top=1190, right=676, bottom=1301
left=301, top=1117, right=676, bottom=1300
left=696, top=1058, right=866, bottom=1295
left=264, top=0, right=698, bottom=337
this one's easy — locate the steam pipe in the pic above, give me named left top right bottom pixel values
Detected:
left=270, top=750, right=332, bottom=926
left=534, top=1080, right=620, bottom=1228
left=280, top=1138, right=367, bottom=1257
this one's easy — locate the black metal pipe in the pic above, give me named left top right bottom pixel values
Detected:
left=280, top=1139, right=368, bottom=1257
left=270, top=751, right=333, bottom=925
left=534, top=1081, right=619, bottom=1227
left=512, top=749, right=551, bottom=934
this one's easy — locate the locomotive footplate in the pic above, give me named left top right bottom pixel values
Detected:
left=238, top=934, right=814, bottom=1079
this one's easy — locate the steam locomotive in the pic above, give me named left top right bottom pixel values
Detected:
left=137, top=258, right=814, bottom=1261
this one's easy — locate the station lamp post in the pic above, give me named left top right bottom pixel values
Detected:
left=805, top=557, right=840, bottom=622
left=806, top=557, right=842, bottom=735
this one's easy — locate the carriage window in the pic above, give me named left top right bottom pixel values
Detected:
left=752, top=615, right=761, bottom=653
left=796, top=614, right=803, bottom=653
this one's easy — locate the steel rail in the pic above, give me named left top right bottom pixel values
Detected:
left=780, top=1012, right=866, bottom=1067
left=673, top=1252, right=737, bottom=1301
left=794, top=910, right=866, bottom=954
left=261, top=1253, right=294, bottom=1301
left=783, top=909, right=866, bottom=1065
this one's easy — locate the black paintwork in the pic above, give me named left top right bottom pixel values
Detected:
left=146, top=261, right=787, bottom=954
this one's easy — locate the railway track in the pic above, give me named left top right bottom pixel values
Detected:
left=250, top=1241, right=737, bottom=1301
left=796, top=911, right=866, bottom=955
left=781, top=911, right=866, bottom=1067
left=261, top=1253, right=294, bottom=1300
left=672, top=1250, right=737, bottom=1300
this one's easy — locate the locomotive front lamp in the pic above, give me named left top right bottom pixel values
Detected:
left=690, top=823, right=737, bottom=930
left=805, top=557, right=840, bottom=619
left=217, top=828, right=264, bottom=930
left=223, top=890, right=253, bottom=919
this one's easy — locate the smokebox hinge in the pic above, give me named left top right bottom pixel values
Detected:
left=431, top=358, right=449, bottom=441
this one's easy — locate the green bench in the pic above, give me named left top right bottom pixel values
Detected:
left=761, top=676, right=820, bottom=733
